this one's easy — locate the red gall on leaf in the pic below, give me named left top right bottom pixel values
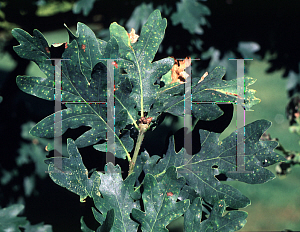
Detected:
left=81, top=44, right=86, bottom=52
left=128, top=28, right=139, bottom=43
left=65, top=43, right=68, bottom=49
left=112, top=61, right=118, bottom=69
left=167, top=192, right=173, bottom=196
left=45, top=47, right=50, bottom=53
left=170, top=57, right=191, bottom=84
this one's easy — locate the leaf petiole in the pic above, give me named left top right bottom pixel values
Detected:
left=128, top=117, right=152, bottom=176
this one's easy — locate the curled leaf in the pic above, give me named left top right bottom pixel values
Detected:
left=128, top=28, right=139, bottom=43
left=170, top=57, right=191, bottom=84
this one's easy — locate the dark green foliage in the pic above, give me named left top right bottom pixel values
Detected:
left=12, top=9, right=282, bottom=232
left=0, top=204, right=52, bottom=232
left=138, top=120, right=283, bottom=209
left=73, top=0, right=96, bottom=16
left=171, top=0, right=210, bottom=35
left=131, top=167, right=189, bottom=232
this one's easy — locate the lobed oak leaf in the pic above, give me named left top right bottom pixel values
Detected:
left=170, top=56, right=191, bottom=84
left=128, top=28, right=139, bottom=43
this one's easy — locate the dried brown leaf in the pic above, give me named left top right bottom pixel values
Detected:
left=128, top=28, right=139, bottom=43
left=198, top=71, right=208, bottom=83
left=170, top=57, right=191, bottom=84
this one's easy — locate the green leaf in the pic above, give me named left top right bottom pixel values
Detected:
left=17, top=121, right=67, bottom=179
left=92, top=163, right=140, bottom=232
left=12, top=28, right=54, bottom=96
left=197, top=199, right=247, bottom=231
left=125, top=3, right=154, bottom=32
left=12, top=28, right=50, bottom=62
left=36, top=1, right=73, bottom=17
left=110, top=10, right=174, bottom=118
left=238, top=41, right=261, bottom=60
left=20, top=49, right=130, bottom=158
left=93, top=131, right=134, bottom=159
left=81, top=211, right=115, bottom=232
left=131, top=166, right=190, bottom=232
left=73, top=0, right=96, bottom=16
left=171, top=0, right=210, bottom=34
left=142, top=119, right=283, bottom=209
left=81, top=209, right=115, bottom=232
left=178, top=185, right=212, bottom=217
left=0, top=204, right=27, bottom=231
left=192, top=67, right=260, bottom=111
left=183, top=197, right=203, bottom=232
left=13, top=24, right=134, bottom=160
left=45, top=138, right=101, bottom=202
left=97, top=209, right=115, bottom=232
left=23, top=222, right=53, bottom=232
left=155, top=66, right=260, bottom=126
left=0, top=204, right=52, bottom=232
left=64, top=22, right=111, bottom=82
left=80, top=217, right=94, bottom=232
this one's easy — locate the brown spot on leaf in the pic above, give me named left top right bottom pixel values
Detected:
left=81, top=44, right=86, bottom=52
left=112, top=61, right=118, bottom=69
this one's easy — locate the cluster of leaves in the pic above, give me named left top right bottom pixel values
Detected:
left=0, top=121, right=67, bottom=198
left=260, top=132, right=298, bottom=175
left=12, top=9, right=284, bottom=232
left=259, top=93, right=300, bottom=176
left=0, top=204, right=52, bottom=232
